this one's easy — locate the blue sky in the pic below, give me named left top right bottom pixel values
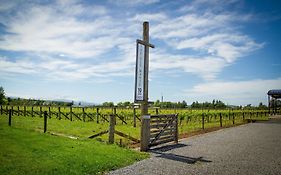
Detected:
left=0, top=0, right=280, bottom=106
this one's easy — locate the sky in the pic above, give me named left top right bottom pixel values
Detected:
left=0, top=0, right=281, bottom=106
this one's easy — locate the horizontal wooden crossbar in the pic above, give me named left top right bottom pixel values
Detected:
left=149, top=137, right=175, bottom=147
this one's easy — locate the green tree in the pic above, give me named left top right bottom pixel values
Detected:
left=0, top=86, right=6, bottom=105
left=102, top=102, right=114, bottom=107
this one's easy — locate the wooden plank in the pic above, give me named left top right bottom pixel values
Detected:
left=150, top=117, right=176, bottom=144
left=150, top=114, right=176, bottom=118
left=72, top=112, right=82, bottom=121
left=60, top=112, right=70, bottom=120
left=149, top=137, right=175, bottom=147
left=116, top=114, right=127, bottom=124
left=150, top=129, right=175, bottom=138
left=150, top=127, right=175, bottom=133
left=150, top=122, right=177, bottom=129
left=33, top=111, right=40, bottom=116
left=151, top=135, right=174, bottom=142
left=100, top=114, right=109, bottom=122
left=84, top=113, right=94, bottom=121
left=115, top=130, right=140, bottom=143
left=150, top=116, right=176, bottom=121
left=150, top=118, right=176, bottom=123
left=89, top=130, right=108, bottom=139
left=135, top=115, right=141, bottom=121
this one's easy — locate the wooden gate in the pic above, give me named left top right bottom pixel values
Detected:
left=149, top=114, right=178, bottom=147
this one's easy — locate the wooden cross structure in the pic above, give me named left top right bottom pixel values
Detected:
left=134, top=21, right=155, bottom=151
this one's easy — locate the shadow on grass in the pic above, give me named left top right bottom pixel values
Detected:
left=149, top=143, right=212, bottom=164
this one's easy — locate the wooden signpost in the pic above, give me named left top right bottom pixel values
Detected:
left=134, top=21, right=154, bottom=151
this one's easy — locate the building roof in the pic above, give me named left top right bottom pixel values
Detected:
left=267, top=89, right=281, bottom=98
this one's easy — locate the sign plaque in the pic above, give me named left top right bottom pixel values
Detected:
left=134, top=41, right=145, bottom=102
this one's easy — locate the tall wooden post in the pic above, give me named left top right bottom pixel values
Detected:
left=140, top=22, right=152, bottom=152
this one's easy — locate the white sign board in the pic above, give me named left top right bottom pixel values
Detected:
left=134, top=42, right=145, bottom=102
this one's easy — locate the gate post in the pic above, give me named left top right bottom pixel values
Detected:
left=140, top=115, right=150, bottom=151
left=109, top=113, right=116, bottom=144
left=174, top=114, right=178, bottom=143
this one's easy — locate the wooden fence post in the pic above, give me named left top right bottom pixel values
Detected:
left=156, top=108, right=159, bottom=115
left=113, top=107, right=117, bottom=125
left=219, top=113, right=222, bottom=127
left=31, top=106, right=34, bottom=117
left=242, top=112, right=245, bottom=120
left=232, top=113, right=235, bottom=125
left=11, top=106, right=14, bottom=116
left=140, top=115, right=150, bottom=151
left=17, top=106, right=20, bottom=116
left=133, top=108, right=136, bottom=127
left=0, top=105, right=2, bottom=115
left=48, top=106, right=51, bottom=118
left=82, top=107, right=85, bottom=122
left=202, top=113, right=205, bottom=130
left=40, top=106, right=42, bottom=117
left=96, top=108, right=99, bottom=124
left=58, top=107, right=61, bottom=120
left=44, top=111, right=48, bottom=133
left=109, top=114, right=115, bottom=144
left=8, top=109, right=12, bottom=126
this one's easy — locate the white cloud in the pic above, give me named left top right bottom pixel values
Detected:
left=150, top=50, right=227, bottom=80
left=109, top=0, right=160, bottom=6
left=0, top=57, right=37, bottom=74
left=0, top=0, right=18, bottom=12
left=0, top=2, right=125, bottom=59
left=0, top=0, right=264, bottom=82
left=185, top=77, right=281, bottom=105
left=131, top=13, right=167, bottom=22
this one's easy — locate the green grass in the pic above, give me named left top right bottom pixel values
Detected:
left=0, top=123, right=149, bottom=175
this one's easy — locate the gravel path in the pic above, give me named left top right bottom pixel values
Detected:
left=108, top=117, right=281, bottom=175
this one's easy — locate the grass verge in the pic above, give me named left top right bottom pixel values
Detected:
left=0, top=124, right=149, bottom=175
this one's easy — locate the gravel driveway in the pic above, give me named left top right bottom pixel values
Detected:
left=108, top=117, right=281, bottom=175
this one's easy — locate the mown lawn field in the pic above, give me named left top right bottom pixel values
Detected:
left=0, top=120, right=149, bottom=175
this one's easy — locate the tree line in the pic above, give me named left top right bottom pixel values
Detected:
left=0, top=86, right=273, bottom=109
